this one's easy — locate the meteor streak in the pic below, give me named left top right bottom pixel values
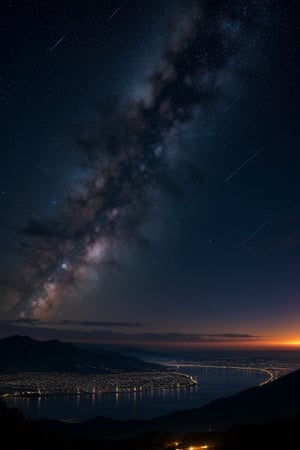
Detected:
left=225, top=96, right=239, bottom=112
left=109, top=1, right=126, bottom=20
left=48, top=32, right=68, bottom=53
left=225, top=142, right=268, bottom=182
left=238, top=218, right=271, bottom=249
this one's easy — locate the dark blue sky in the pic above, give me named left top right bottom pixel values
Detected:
left=0, top=0, right=299, bottom=348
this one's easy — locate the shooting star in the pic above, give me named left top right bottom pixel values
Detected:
left=225, top=96, right=239, bottom=112
left=238, top=218, right=271, bottom=249
left=109, top=1, right=126, bottom=20
left=225, top=142, right=268, bottom=182
left=48, top=32, right=68, bottom=53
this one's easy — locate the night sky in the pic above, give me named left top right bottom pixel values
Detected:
left=0, top=0, right=299, bottom=349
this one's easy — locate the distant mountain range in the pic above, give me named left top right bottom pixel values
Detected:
left=0, top=335, right=165, bottom=374
left=41, top=367, right=300, bottom=440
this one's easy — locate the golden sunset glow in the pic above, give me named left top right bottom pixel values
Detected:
left=252, top=339, right=300, bottom=349
left=283, top=341, right=300, bottom=347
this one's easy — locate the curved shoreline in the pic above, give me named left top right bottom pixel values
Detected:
left=0, top=364, right=282, bottom=399
left=0, top=371, right=197, bottom=399
left=3, top=366, right=280, bottom=422
left=171, top=363, right=278, bottom=385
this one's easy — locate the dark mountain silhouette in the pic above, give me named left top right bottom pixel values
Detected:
left=2, top=398, right=300, bottom=449
left=0, top=335, right=164, bottom=374
left=40, top=368, right=300, bottom=440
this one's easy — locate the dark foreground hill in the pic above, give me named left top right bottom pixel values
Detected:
left=1, top=401, right=300, bottom=449
left=0, top=335, right=164, bottom=374
left=40, top=368, right=300, bottom=440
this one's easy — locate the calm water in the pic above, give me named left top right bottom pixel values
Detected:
left=7, top=367, right=267, bottom=421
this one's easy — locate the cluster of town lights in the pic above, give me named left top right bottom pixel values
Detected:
left=169, top=442, right=211, bottom=450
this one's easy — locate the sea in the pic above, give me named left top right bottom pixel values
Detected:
left=6, top=350, right=300, bottom=422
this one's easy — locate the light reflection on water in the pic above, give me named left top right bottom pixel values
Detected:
left=6, top=367, right=267, bottom=421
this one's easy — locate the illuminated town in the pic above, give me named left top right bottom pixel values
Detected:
left=0, top=371, right=197, bottom=397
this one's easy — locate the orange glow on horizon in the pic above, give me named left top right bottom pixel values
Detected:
left=66, top=337, right=300, bottom=351
left=283, top=340, right=300, bottom=347
left=247, top=339, right=300, bottom=350
left=55, top=333, right=300, bottom=351
left=145, top=338, right=300, bottom=351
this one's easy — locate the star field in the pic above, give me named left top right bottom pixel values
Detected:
left=0, top=0, right=299, bottom=348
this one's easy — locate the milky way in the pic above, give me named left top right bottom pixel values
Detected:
left=1, top=1, right=270, bottom=319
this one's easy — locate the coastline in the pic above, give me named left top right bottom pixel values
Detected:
left=0, top=371, right=197, bottom=399
left=3, top=365, right=277, bottom=422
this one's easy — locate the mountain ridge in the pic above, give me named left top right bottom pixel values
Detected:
left=0, top=335, right=165, bottom=374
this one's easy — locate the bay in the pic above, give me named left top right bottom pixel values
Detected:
left=6, top=366, right=267, bottom=421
